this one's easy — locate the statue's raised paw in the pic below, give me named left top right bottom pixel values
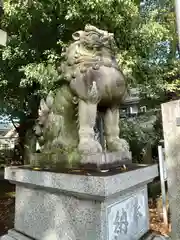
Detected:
left=78, top=139, right=102, bottom=155
left=106, top=137, right=130, bottom=152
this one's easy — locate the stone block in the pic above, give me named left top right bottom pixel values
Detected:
left=2, top=164, right=158, bottom=240
left=161, top=100, right=180, bottom=239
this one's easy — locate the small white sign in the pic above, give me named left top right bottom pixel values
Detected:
left=0, top=29, right=7, bottom=47
left=107, top=189, right=148, bottom=240
left=159, top=147, right=167, bottom=181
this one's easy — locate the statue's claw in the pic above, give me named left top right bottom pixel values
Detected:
left=78, top=139, right=102, bottom=154
left=106, top=137, right=129, bottom=152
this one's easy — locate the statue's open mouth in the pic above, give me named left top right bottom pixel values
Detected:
left=33, top=124, right=42, bottom=137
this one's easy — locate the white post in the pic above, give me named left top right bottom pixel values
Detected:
left=158, top=145, right=168, bottom=227
left=175, top=0, right=180, bottom=47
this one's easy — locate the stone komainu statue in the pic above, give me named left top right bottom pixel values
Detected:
left=34, top=25, right=130, bottom=166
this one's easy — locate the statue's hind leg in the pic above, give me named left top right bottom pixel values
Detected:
left=78, top=99, right=102, bottom=154
left=104, top=107, right=129, bottom=152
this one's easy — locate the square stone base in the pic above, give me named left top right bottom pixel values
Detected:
left=1, top=230, right=171, bottom=240
left=3, top=164, right=158, bottom=240
left=1, top=229, right=32, bottom=240
left=142, top=233, right=171, bottom=240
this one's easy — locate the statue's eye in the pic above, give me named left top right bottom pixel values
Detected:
left=91, top=33, right=100, bottom=41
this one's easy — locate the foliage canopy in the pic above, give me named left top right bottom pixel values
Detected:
left=0, top=0, right=176, bottom=118
left=0, top=0, right=178, bottom=160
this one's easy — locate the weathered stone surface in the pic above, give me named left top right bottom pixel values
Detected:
left=2, top=231, right=170, bottom=240
left=29, top=151, right=132, bottom=170
left=9, top=230, right=32, bottom=240
left=3, top=164, right=158, bottom=240
left=1, top=229, right=33, bottom=240
left=161, top=100, right=180, bottom=239
left=5, top=164, right=158, bottom=198
left=80, top=151, right=132, bottom=167
left=0, top=235, right=14, bottom=240
left=31, top=24, right=131, bottom=168
left=107, top=188, right=149, bottom=240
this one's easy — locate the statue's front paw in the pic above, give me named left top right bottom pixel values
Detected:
left=107, top=137, right=129, bottom=152
left=78, top=139, right=102, bottom=154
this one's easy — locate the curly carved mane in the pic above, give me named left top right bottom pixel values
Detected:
left=58, top=24, right=119, bottom=83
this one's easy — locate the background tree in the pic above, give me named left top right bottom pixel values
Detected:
left=0, top=0, right=177, bottom=161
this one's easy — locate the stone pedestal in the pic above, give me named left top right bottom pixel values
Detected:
left=1, top=164, right=158, bottom=240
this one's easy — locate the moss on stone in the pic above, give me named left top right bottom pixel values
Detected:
left=30, top=147, right=81, bottom=170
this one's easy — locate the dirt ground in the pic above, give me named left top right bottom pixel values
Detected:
left=0, top=181, right=15, bottom=236
left=149, top=198, right=171, bottom=237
